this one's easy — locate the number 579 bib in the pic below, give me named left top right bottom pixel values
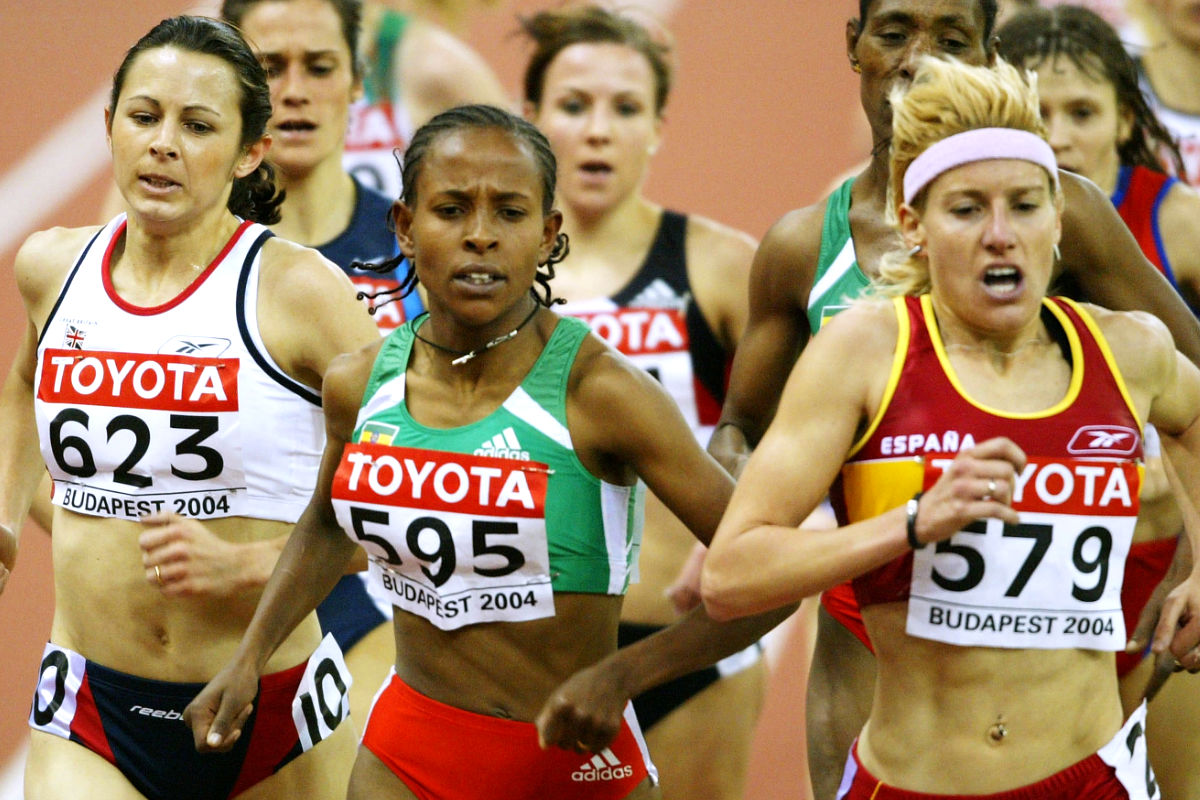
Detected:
left=332, top=443, right=555, bottom=631
left=908, top=455, right=1141, bottom=650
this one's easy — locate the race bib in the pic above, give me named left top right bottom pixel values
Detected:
left=1099, top=702, right=1161, bottom=800
left=331, top=443, right=555, bottom=630
left=567, top=306, right=699, bottom=428
left=343, top=99, right=404, bottom=199
left=36, top=349, right=246, bottom=519
left=908, top=455, right=1140, bottom=650
left=291, top=634, right=352, bottom=751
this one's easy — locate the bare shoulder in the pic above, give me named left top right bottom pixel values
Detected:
left=758, top=202, right=827, bottom=269
left=15, top=225, right=103, bottom=318
left=322, top=338, right=387, bottom=441
left=255, top=237, right=381, bottom=384
left=257, top=237, right=360, bottom=313
left=567, top=333, right=657, bottom=410
left=1082, top=302, right=1174, bottom=388
left=813, top=297, right=899, bottom=362
left=397, top=18, right=508, bottom=115
left=684, top=214, right=758, bottom=271
left=751, top=200, right=830, bottom=304
left=1158, top=179, right=1200, bottom=248
left=1058, top=169, right=1108, bottom=213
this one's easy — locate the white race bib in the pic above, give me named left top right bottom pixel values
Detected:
left=908, top=455, right=1140, bottom=649
left=1099, top=702, right=1161, bottom=800
left=567, top=307, right=703, bottom=432
left=331, top=443, right=555, bottom=630
left=37, top=349, right=246, bottom=519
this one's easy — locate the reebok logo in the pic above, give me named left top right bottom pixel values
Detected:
left=159, top=335, right=231, bottom=357
left=1067, top=425, right=1139, bottom=456
left=571, top=748, right=634, bottom=783
left=474, top=427, right=530, bottom=460
left=129, top=705, right=183, bottom=720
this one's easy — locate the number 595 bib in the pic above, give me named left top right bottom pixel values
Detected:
left=332, top=443, right=555, bottom=631
left=908, top=455, right=1141, bottom=650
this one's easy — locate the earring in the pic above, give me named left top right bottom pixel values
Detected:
left=1053, top=244, right=1061, bottom=262
left=907, top=244, right=922, bottom=258
left=850, top=59, right=862, bottom=74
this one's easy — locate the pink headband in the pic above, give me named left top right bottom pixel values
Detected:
left=902, top=127, right=1059, bottom=205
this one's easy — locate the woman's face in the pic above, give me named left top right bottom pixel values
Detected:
left=529, top=42, right=661, bottom=219
left=902, top=158, right=1060, bottom=337
left=1034, top=56, right=1129, bottom=195
left=107, top=46, right=263, bottom=227
left=238, top=0, right=358, bottom=180
left=849, top=0, right=990, bottom=142
left=395, top=127, right=560, bottom=329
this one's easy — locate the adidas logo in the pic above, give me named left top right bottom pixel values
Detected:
left=626, top=278, right=688, bottom=311
left=474, top=427, right=530, bottom=460
left=571, top=748, right=634, bottom=783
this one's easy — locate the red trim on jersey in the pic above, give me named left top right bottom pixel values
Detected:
left=1115, top=165, right=1172, bottom=272
left=102, top=219, right=254, bottom=316
left=1116, top=536, right=1179, bottom=677
left=71, top=672, right=115, bottom=764
left=821, top=582, right=875, bottom=653
left=229, top=658, right=309, bottom=797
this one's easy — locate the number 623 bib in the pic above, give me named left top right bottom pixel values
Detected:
left=908, top=454, right=1141, bottom=650
left=331, top=443, right=555, bottom=631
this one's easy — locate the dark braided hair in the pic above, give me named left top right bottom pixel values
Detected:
left=109, top=16, right=284, bottom=223
left=996, top=5, right=1185, bottom=175
left=356, top=104, right=569, bottom=314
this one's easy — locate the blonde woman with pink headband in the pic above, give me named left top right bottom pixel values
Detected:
left=703, top=56, right=1200, bottom=800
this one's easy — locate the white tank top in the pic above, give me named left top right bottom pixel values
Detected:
left=1140, top=67, right=1200, bottom=187
left=34, top=215, right=324, bottom=522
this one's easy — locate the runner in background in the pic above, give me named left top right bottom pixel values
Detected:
left=1135, top=0, right=1200, bottom=185
left=342, top=0, right=508, bottom=201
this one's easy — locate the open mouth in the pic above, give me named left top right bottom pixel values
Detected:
left=580, top=161, right=613, bottom=175
left=463, top=273, right=499, bottom=285
left=983, top=266, right=1022, bottom=295
left=454, top=270, right=505, bottom=289
left=140, top=175, right=179, bottom=190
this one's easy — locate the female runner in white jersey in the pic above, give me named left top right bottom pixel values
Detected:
left=184, top=104, right=786, bottom=800
left=704, top=56, right=1200, bottom=799
left=518, top=7, right=764, bottom=798
left=0, top=16, right=381, bottom=800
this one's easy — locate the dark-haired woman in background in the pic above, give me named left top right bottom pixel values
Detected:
left=999, top=8, right=1200, bottom=797
left=0, top=15, right=378, bottom=799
